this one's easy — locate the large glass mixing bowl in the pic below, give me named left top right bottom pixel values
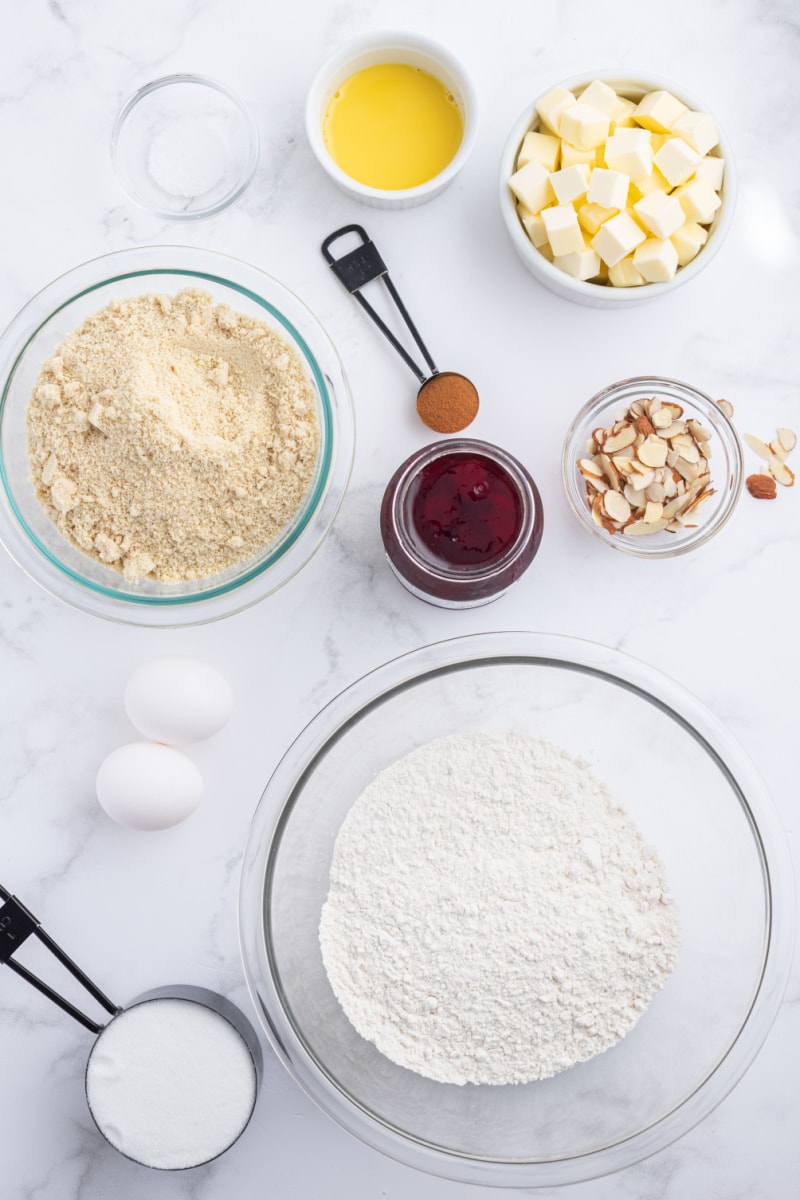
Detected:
left=0, top=247, right=354, bottom=626
left=239, top=632, right=793, bottom=1187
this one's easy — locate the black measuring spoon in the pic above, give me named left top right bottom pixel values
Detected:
left=322, top=224, right=479, bottom=434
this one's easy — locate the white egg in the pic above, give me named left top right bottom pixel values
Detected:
left=124, top=655, right=234, bottom=745
left=96, top=743, right=203, bottom=830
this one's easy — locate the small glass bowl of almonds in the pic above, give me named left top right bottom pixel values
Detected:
left=563, top=376, right=743, bottom=557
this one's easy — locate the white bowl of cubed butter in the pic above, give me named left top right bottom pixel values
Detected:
left=500, top=72, right=735, bottom=306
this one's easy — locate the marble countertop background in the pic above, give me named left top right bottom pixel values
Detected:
left=1, top=0, right=797, bottom=1196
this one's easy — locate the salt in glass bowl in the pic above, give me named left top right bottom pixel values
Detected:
left=0, top=246, right=355, bottom=626
left=562, top=376, right=743, bottom=558
left=111, top=74, right=260, bottom=220
left=239, top=631, right=793, bottom=1188
left=499, top=71, right=736, bottom=307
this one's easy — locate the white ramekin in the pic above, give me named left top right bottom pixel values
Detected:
left=499, top=71, right=736, bottom=308
left=305, top=31, right=478, bottom=210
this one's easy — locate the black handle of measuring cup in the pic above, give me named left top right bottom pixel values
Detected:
left=0, top=883, right=120, bottom=1034
left=321, top=225, right=438, bottom=385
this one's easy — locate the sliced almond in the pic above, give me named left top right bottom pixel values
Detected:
left=625, top=517, right=669, bottom=536
left=592, top=427, right=607, bottom=447
left=768, top=457, right=795, bottom=487
left=658, top=421, right=687, bottom=440
left=596, top=453, right=620, bottom=489
left=649, top=408, right=672, bottom=429
left=603, top=490, right=632, bottom=523
left=643, top=500, right=664, bottom=523
left=683, top=487, right=715, bottom=516
left=646, top=482, right=666, bottom=503
left=676, top=440, right=700, bottom=465
left=603, top=425, right=637, bottom=453
left=769, top=439, right=788, bottom=463
left=688, top=419, right=711, bottom=443
left=662, top=493, right=692, bottom=520
left=624, top=484, right=647, bottom=508
left=578, top=458, right=604, bottom=480
left=744, top=433, right=773, bottom=462
left=637, top=438, right=669, bottom=468
left=778, top=427, right=797, bottom=454
left=674, top=457, right=699, bottom=483
left=662, top=475, right=678, bottom=499
left=717, top=398, right=734, bottom=418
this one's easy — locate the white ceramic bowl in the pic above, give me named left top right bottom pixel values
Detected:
left=499, top=71, right=736, bottom=307
left=305, top=31, right=478, bottom=210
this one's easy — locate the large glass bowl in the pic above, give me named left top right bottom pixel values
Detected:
left=239, top=632, right=793, bottom=1188
left=0, top=247, right=354, bottom=625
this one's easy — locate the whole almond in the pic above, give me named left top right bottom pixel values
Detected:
left=746, top=473, right=777, bottom=500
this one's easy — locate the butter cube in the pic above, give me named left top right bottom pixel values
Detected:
left=517, top=130, right=561, bottom=172
left=633, top=237, right=679, bottom=282
left=671, top=111, right=718, bottom=156
left=559, top=103, right=610, bottom=150
left=508, top=159, right=554, bottom=214
left=550, top=163, right=591, bottom=204
left=629, top=170, right=671, bottom=202
left=518, top=205, right=549, bottom=248
left=673, top=178, right=722, bottom=224
left=654, top=137, right=702, bottom=187
left=604, top=129, right=653, bottom=180
left=608, top=255, right=646, bottom=287
left=592, top=211, right=646, bottom=267
left=632, top=90, right=689, bottom=133
left=542, top=204, right=585, bottom=256
left=693, top=155, right=725, bottom=190
left=632, top=190, right=685, bottom=238
left=610, top=97, right=637, bottom=130
left=670, top=221, right=709, bottom=266
left=587, top=167, right=629, bottom=210
left=578, top=202, right=617, bottom=236
left=553, top=246, right=602, bottom=280
left=578, top=80, right=628, bottom=122
left=560, top=141, right=598, bottom=167
left=536, top=86, right=577, bottom=134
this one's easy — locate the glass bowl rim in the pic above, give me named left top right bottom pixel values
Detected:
left=0, top=246, right=354, bottom=624
left=111, top=73, right=261, bottom=220
left=238, top=630, right=794, bottom=1188
left=561, top=375, right=744, bottom=558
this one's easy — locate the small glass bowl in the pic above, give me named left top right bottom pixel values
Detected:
left=0, top=246, right=355, bottom=626
left=112, top=74, right=260, bottom=220
left=380, top=438, right=544, bottom=607
left=562, top=376, right=743, bottom=557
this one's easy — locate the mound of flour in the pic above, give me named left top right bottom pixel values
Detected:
left=320, top=733, right=679, bottom=1086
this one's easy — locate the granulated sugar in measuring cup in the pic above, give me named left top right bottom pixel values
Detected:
left=322, top=225, right=480, bottom=434
left=0, top=884, right=262, bottom=1170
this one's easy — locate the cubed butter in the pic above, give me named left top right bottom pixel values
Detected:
left=604, top=128, right=653, bottom=180
left=592, top=211, right=646, bottom=267
left=673, top=178, right=722, bottom=224
left=550, top=163, right=591, bottom=204
left=553, top=246, right=603, bottom=280
left=671, top=111, right=718, bottom=156
left=632, top=90, right=689, bottom=133
left=517, top=130, right=561, bottom=172
left=559, top=103, right=610, bottom=150
left=629, top=170, right=671, bottom=202
left=692, top=155, right=725, bottom=191
left=518, top=205, right=549, bottom=248
left=587, top=167, right=629, bottom=210
left=536, top=86, right=577, bottom=134
left=632, top=190, right=685, bottom=238
left=633, top=237, right=679, bottom=282
left=560, top=141, right=598, bottom=167
left=578, top=80, right=628, bottom=122
left=578, top=202, right=617, bottom=236
left=608, top=256, right=646, bottom=286
left=610, top=97, right=637, bottom=130
left=509, top=159, right=554, bottom=214
left=542, top=204, right=585, bottom=256
left=670, top=221, right=709, bottom=267
left=654, top=137, right=702, bottom=187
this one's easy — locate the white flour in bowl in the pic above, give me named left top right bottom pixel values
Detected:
left=320, top=733, right=679, bottom=1086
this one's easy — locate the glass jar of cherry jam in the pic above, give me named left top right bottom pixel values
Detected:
left=380, top=439, right=544, bottom=608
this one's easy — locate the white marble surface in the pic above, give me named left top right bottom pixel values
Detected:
left=0, top=0, right=797, bottom=1195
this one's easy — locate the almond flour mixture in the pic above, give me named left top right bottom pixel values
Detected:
left=320, top=733, right=680, bottom=1086
left=26, top=289, right=319, bottom=582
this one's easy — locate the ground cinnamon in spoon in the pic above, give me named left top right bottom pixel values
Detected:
left=416, top=371, right=479, bottom=434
